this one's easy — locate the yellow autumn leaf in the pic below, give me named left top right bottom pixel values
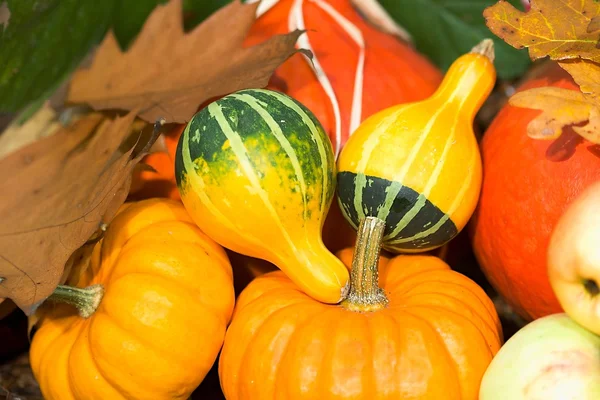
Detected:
left=559, top=59, right=600, bottom=98
left=484, top=0, right=600, bottom=62
left=508, top=59, right=600, bottom=144
left=509, top=86, right=598, bottom=140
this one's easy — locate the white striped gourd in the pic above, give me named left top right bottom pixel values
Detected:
left=175, top=89, right=349, bottom=304
left=337, top=39, right=497, bottom=253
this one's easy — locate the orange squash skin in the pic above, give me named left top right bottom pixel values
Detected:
left=219, top=250, right=502, bottom=399
left=243, top=0, right=442, bottom=154
left=469, top=62, right=600, bottom=320
left=29, top=199, right=235, bottom=400
left=130, top=124, right=185, bottom=200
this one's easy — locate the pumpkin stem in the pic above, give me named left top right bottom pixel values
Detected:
left=48, top=284, right=104, bottom=318
left=341, top=216, right=388, bottom=312
left=470, top=38, right=495, bottom=62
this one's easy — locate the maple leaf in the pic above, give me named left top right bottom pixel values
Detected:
left=67, top=0, right=307, bottom=124
left=484, top=0, right=600, bottom=62
left=0, top=112, right=159, bottom=314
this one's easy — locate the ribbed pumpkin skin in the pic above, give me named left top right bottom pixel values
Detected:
left=243, top=0, right=443, bottom=155
left=337, top=51, right=495, bottom=253
left=469, top=61, right=600, bottom=320
left=175, top=88, right=349, bottom=304
left=219, top=250, right=503, bottom=399
left=29, top=199, right=235, bottom=400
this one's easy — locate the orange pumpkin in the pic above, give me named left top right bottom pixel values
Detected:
left=244, top=0, right=443, bottom=156
left=29, top=199, right=235, bottom=400
left=219, top=217, right=502, bottom=399
left=469, top=61, right=600, bottom=321
left=130, top=124, right=185, bottom=200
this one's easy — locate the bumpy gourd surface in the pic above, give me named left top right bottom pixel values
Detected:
left=176, top=89, right=349, bottom=304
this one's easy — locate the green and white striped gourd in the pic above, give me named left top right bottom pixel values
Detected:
left=175, top=89, right=349, bottom=304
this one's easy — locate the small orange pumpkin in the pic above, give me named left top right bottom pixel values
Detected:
left=30, top=198, right=235, bottom=400
left=219, top=217, right=502, bottom=399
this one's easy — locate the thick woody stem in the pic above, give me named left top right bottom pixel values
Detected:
left=47, top=284, right=104, bottom=318
left=341, top=216, right=388, bottom=312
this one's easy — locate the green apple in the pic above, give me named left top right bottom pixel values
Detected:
left=548, top=180, right=600, bottom=335
left=480, top=313, right=600, bottom=400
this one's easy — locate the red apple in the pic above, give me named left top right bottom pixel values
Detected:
left=548, top=180, right=600, bottom=335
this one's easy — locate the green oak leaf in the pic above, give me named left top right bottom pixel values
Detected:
left=374, top=0, right=531, bottom=80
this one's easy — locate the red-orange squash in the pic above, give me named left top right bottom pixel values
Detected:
left=130, top=124, right=185, bottom=200
left=29, top=199, right=235, bottom=400
left=219, top=217, right=502, bottom=399
left=469, top=61, right=600, bottom=321
left=244, top=0, right=443, bottom=156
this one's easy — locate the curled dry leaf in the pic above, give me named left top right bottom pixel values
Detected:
left=509, top=86, right=599, bottom=140
left=0, top=111, right=159, bottom=314
left=486, top=0, right=600, bottom=144
left=67, top=0, right=307, bottom=124
left=508, top=60, right=600, bottom=144
left=0, top=103, right=91, bottom=161
left=560, top=59, right=600, bottom=100
left=0, top=104, right=61, bottom=159
left=484, top=0, right=600, bottom=62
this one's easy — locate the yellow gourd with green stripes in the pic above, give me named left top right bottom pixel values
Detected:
left=175, top=89, right=349, bottom=304
left=337, top=39, right=497, bottom=253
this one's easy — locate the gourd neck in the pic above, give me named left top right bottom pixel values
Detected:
left=341, top=216, right=388, bottom=312
left=47, top=284, right=104, bottom=318
left=430, top=39, right=496, bottom=120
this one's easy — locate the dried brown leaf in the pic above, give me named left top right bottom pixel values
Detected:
left=67, top=0, right=306, bottom=123
left=0, top=111, right=159, bottom=314
left=0, top=104, right=61, bottom=159
left=484, top=0, right=600, bottom=62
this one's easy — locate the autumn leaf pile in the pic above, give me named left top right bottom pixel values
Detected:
left=0, top=0, right=304, bottom=314
left=485, top=0, right=600, bottom=144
